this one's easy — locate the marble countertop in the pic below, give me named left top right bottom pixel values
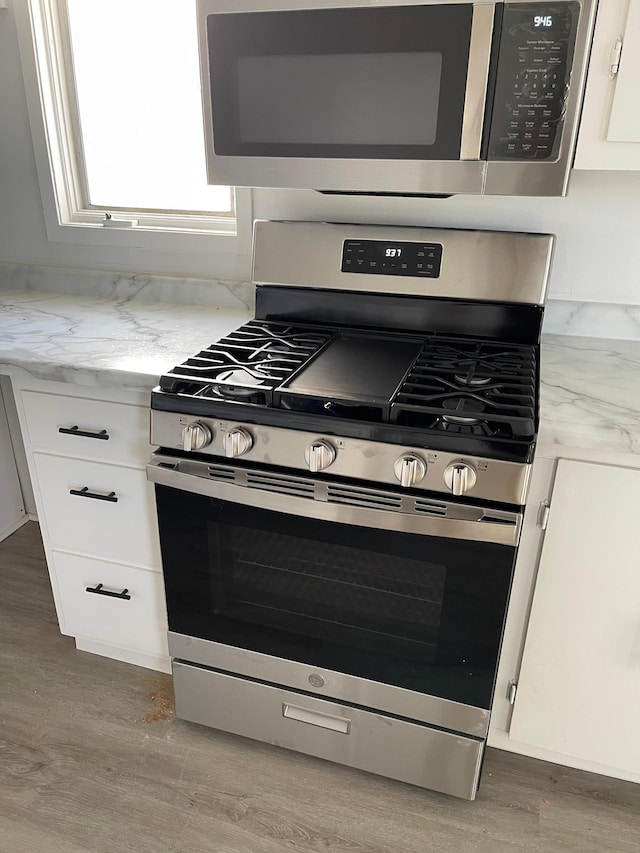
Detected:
left=0, top=288, right=251, bottom=391
left=2, top=287, right=640, bottom=455
left=540, top=335, right=640, bottom=455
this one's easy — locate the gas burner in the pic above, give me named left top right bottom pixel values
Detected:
left=442, top=397, right=486, bottom=425
left=215, top=384, right=265, bottom=403
left=390, top=336, right=537, bottom=441
left=441, top=398, right=486, bottom=425
left=416, top=340, right=535, bottom=388
left=158, top=321, right=335, bottom=399
left=435, top=418, right=499, bottom=437
left=215, top=369, right=265, bottom=388
left=454, top=373, right=492, bottom=387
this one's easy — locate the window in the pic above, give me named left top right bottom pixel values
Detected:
left=15, top=0, right=251, bottom=253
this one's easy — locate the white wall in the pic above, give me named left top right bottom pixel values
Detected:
left=1, top=3, right=639, bottom=304
left=253, top=175, right=640, bottom=304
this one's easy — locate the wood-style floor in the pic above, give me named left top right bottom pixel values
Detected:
left=1, top=523, right=639, bottom=853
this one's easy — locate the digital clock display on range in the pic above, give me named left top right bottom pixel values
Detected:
left=341, top=239, right=443, bottom=278
left=534, top=14, right=554, bottom=27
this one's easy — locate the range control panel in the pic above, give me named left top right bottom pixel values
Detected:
left=489, top=2, right=579, bottom=161
left=341, top=240, right=443, bottom=278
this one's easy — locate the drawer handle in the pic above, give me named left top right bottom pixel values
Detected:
left=59, top=425, right=110, bottom=440
left=69, top=486, right=118, bottom=503
left=282, top=703, right=351, bottom=734
left=86, top=583, right=131, bottom=600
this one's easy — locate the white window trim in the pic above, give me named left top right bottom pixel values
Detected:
left=12, top=0, right=252, bottom=257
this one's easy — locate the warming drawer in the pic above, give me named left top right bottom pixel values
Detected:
left=172, top=661, right=485, bottom=800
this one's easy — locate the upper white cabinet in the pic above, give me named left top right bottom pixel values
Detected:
left=574, top=0, right=640, bottom=169
left=509, top=459, right=640, bottom=778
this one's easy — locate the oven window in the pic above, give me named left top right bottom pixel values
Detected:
left=207, top=5, right=473, bottom=160
left=156, top=484, right=516, bottom=710
left=217, top=526, right=447, bottom=658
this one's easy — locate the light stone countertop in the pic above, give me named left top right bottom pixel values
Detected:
left=2, top=288, right=640, bottom=455
left=0, top=288, right=251, bottom=391
left=539, top=334, right=640, bottom=455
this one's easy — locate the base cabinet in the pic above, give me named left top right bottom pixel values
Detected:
left=13, top=379, right=169, bottom=673
left=509, top=459, right=640, bottom=778
left=0, top=384, right=26, bottom=541
left=53, top=551, right=168, bottom=657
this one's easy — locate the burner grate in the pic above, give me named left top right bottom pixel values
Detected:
left=391, top=338, right=537, bottom=439
left=158, top=321, right=335, bottom=401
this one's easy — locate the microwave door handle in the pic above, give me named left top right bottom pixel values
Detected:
left=461, top=3, right=496, bottom=160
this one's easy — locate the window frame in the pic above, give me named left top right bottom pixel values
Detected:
left=13, top=0, right=252, bottom=257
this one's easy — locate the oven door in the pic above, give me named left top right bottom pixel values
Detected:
left=149, top=455, right=521, bottom=737
left=197, top=0, right=496, bottom=194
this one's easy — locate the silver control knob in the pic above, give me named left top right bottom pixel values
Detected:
left=305, top=440, right=336, bottom=473
left=223, top=427, right=253, bottom=458
left=182, top=421, right=212, bottom=452
left=444, top=462, right=477, bottom=496
left=394, top=454, right=427, bottom=488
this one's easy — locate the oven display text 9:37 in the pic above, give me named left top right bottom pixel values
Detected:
left=341, top=239, right=443, bottom=278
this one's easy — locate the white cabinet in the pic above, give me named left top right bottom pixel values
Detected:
left=574, top=0, right=640, bottom=169
left=0, top=383, right=26, bottom=541
left=21, top=390, right=152, bottom=463
left=13, top=379, right=169, bottom=673
left=53, top=551, right=168, bottom=658
left=509, top=459, right=640, bottom=779
left=33, top=453, right=161, bottom=569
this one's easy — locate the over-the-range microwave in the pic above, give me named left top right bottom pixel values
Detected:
left=197, top=0, right=598, bottom=197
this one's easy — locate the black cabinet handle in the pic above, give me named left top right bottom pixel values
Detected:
left=59, top=425, right=110, bottom=440
left=85, top=583, right=131, bottom=600
left=69, top=486, right=118, bottom=503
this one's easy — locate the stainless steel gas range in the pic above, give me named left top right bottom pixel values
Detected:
left=147, top=221, right=553, bottom=800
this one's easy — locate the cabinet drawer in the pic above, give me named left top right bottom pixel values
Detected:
left=22, top=391, right=151, bottom=464
left=173, top=663, right=484, bottom=800
left=53, top=551, right=168, bottom=656
left=34, top=453, right=161, bottom=569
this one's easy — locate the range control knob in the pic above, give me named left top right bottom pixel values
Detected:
left=394, top=454, right=427, bottom=488
left=182, top=421, right=213, bottom=452
left=444, top=462, right=477, bottom=496
left=223, top=427, right=253, bottom=458
left=305, top=440, right=336, bottom=473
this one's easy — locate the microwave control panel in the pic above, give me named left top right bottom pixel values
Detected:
left=488, top=2, right=580, bottom=161
left=341, top=240, right=443, bottom=278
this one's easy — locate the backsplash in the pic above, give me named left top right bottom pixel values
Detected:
left=541, top=300, right=640, bottom=341
left=0, top=263, right=254, bottom=313
left=1, top=261, right=638, bottom=342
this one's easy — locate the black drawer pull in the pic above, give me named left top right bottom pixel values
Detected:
left=69, top=486, right=118, bottom=503
left=85, top=583, right=131, bottom=600
left=59, top=425, right=110, bottom=440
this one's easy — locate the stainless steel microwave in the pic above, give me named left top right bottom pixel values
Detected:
left=197, top=1, right=597, bottom=197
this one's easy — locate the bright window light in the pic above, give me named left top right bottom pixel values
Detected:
left=66, top=0, right=232, bottom=215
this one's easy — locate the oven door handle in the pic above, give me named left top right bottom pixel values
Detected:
left=147, top=457, right=522, bottom=547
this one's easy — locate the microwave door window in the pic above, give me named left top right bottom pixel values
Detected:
left=207, top=5, right=473, bottom=160
left=236, top=52, right=442, bottom=148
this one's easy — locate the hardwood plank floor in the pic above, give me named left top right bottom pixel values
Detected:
left=1, top=523, right=639, bottom=853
